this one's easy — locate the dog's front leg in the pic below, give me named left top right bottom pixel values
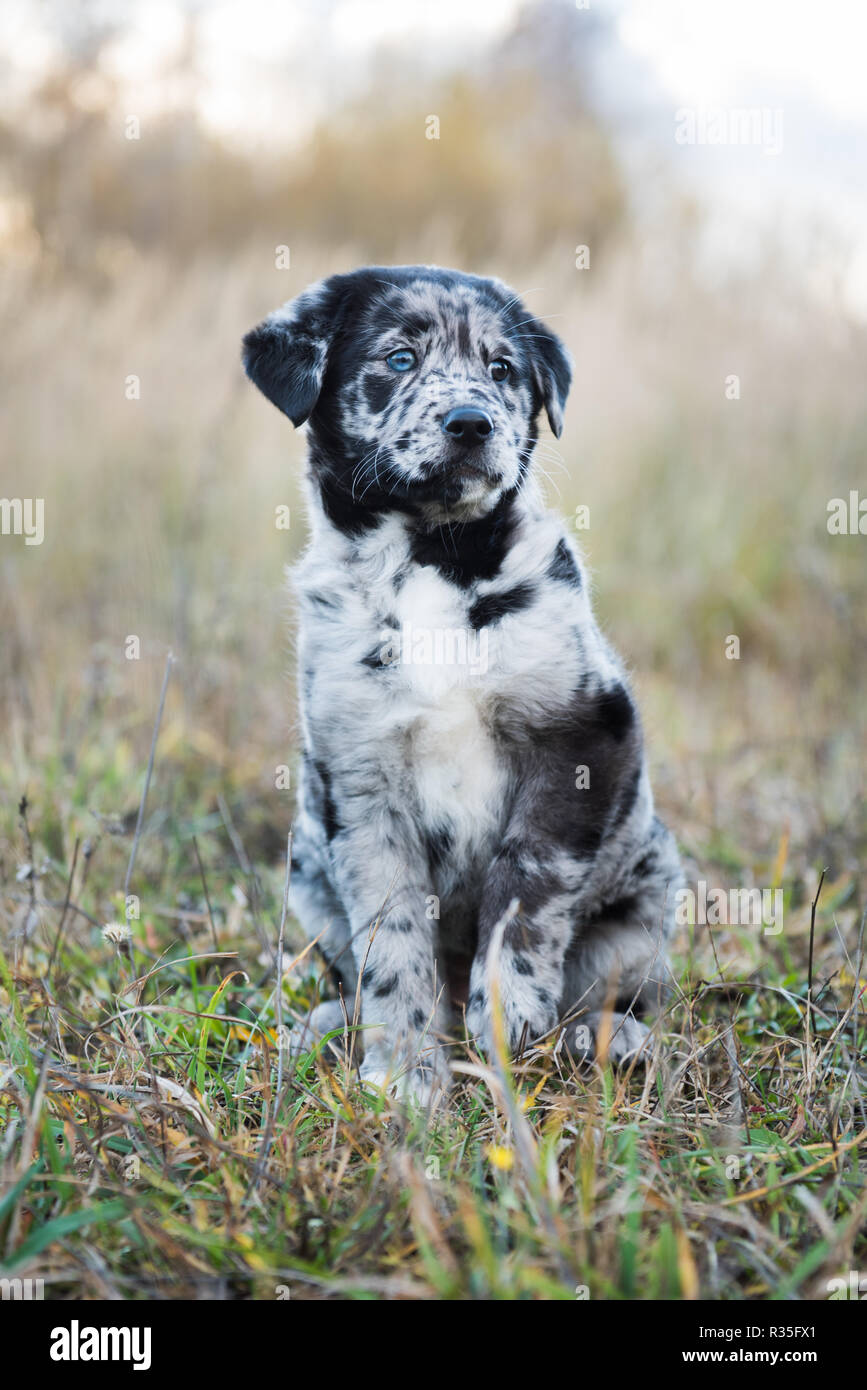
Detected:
left=331, top=832, right=449, bottom=1103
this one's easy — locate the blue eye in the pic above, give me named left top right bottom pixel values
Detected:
left=386, top=349, right=416, bottom=372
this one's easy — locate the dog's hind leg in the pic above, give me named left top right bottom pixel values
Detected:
left=559, top=817, right=682, bottom=1063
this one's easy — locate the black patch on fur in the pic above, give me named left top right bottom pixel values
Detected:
left=512, top=953, right=534, bottom=977
left=360, top=645, right=384, bottom=669
left=384, top=917, right=414, bottom=934
left=540, top=689, right=639, bottom=857
left=504, top=915, right=542, bottom=951
left=409, top=493, right=519, bottom=587
left=595, top=683, right=635, bottom=744
left=363, top=374, right=394, bottom=415
left=426, top=823, right=454, bottom=872
left=594, top=894, right=640, bottom=923
left=468, top=581, right=535, bottom=630
left=374, top=974, right=398, bottom=997
left=318, top=950, right=349, bottom=996
left=485, top=681, right=645, bottom=908
left=611, top=763, right=642, bottom=831
left=547, top=538, right=581, bottom=588
left=362, top=967, right=398, bottom=998
left=315, top=464, right=388, bottom=536
left=615, top=997, right=646, bottom=1021
left=313, top=759, right=340, bottom=842
left=631, top=851, right=658, bottom=880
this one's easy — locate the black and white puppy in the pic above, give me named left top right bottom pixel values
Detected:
left=243, top=265, right=682, bottom=1100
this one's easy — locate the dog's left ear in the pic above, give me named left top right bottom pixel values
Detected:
left=523, top=319, right=572, bottom=439
left=242, top=279, right=341, bottom=427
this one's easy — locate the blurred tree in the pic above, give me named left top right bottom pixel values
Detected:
left=0, top=0, right=626, bottom=277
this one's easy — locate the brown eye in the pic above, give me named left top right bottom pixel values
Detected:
left=489, top=359, right=510, bottom=382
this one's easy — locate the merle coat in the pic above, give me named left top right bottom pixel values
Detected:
left=243, top=265, right=682, bottom=1100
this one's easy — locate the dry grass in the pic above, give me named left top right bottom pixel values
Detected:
left=1, top=845, right=865, bottom=1299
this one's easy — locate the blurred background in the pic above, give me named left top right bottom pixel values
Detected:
left=1, top=0, right=865, bottom=944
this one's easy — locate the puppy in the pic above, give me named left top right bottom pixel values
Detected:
left=243, top=265, right=682, bottom=1100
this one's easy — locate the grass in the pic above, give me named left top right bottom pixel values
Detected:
left=1, top=234, right=866, bottom=1299
left=0, top=665, right=865, bottom=1301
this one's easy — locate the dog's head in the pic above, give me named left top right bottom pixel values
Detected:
left=242, top=265, right=571, bottom=525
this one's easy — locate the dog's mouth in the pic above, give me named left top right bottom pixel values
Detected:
left=345, top=438, right=510, bottom=521
left=450, top=461, right=490, bottom=481
left=406, top=449, right=510, bottom=522
left=437, top=467, right=501, bottom=511
left=425, top=450, right=501, bottom=491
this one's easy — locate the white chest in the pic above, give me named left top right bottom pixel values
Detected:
left=387, top=568, right=507, bottom=833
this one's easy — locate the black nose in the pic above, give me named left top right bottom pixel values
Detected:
left=442, top=405, right=494, bottom=443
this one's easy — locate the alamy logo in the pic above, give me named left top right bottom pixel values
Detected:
left=675, top=880, right=783, bottom=935
left=675, top=106, right=783, bottom=155
left=49, top=1320, right=152, bottom=1371
left=0, top=497, right=44, bottom=545
left=827, top=491, right=867, bottom=535
left=378, top=622, right=489, bottom=675
left=0, top=1276, right=44, bottom=1299
left=827, top=1271, right=867, bottom=1299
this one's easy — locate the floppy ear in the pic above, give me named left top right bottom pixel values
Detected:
left=526, top=319, right=572, bottom=438
left=242, top=279, right=337, bottom=427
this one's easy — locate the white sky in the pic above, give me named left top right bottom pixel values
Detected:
left=96, top=0, right=867, bottom=127
left=4, top=0, right=865, bottom=137
left=619, top=0, right=867, bottom=121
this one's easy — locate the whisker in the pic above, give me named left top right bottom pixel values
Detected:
left=351, top=449, right=384, bottom=500
left=498, top=287, right=543, bottom=316
left=358, top=448, right=388, bottom=503
left=533, top=462, right=562, bottom=500
left=534, top=447, right=570, bottom=477
left=507, top=313, right=566, bottom=330
left=508, top=332, right=566, bottom=342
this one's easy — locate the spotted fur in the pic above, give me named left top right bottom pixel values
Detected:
left=243, top=265, right=682, bottom=1101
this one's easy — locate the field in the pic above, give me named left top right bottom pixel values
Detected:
left=1, top=219, right=865, bottom=1299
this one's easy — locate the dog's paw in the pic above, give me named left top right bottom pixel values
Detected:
left=286, top=999, right=348, bottom=1056
left=359, top=1050, right=450, bottom=1107
left=467, top=990, right=558, bottom=1059
left=567, top=1010, right=653, bottom=1066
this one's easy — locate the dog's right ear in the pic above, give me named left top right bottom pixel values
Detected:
left=242, top=279, right=339, bottom=427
